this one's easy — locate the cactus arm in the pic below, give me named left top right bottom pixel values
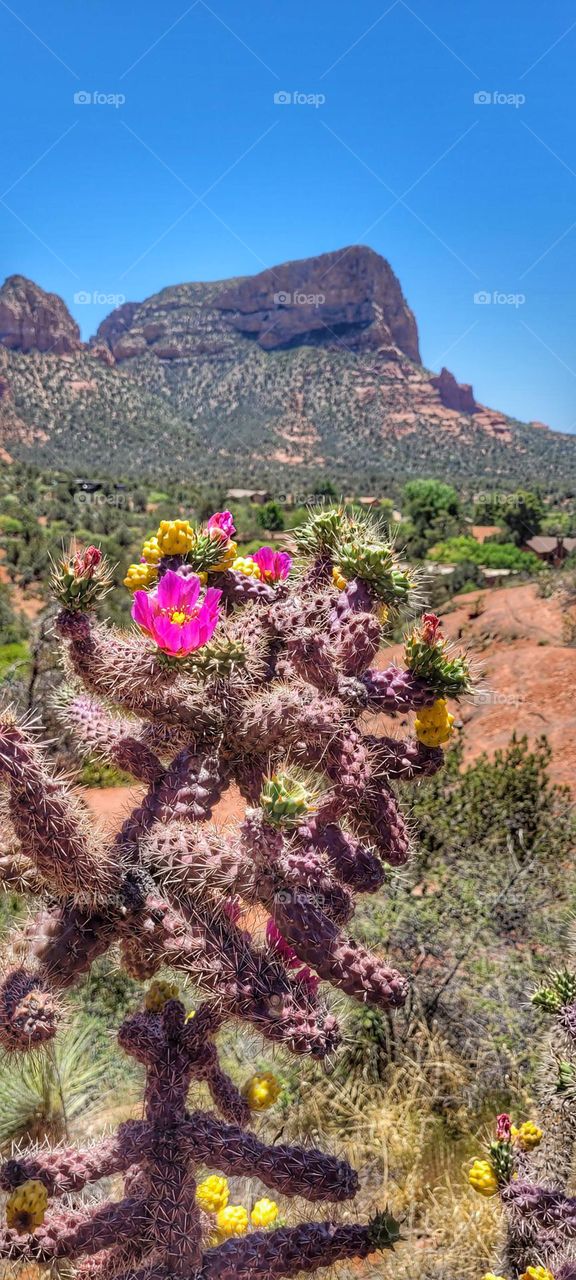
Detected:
left=272, top=894, right=408, bottom=1009
left=61, top=693, right=164, bottom=784
left=0, top=1198, right=149, bottom=1262
left=198, top=1222, right=376, bottom=1279
left=182, top=1113, right=358, bottom=1201
left=367, top=734, right=444, bottom=781
left=235, top=686, right=343, bottom=753
left=0, top=1122, right=153, bottom=1195
left=56, top=612, right=214, bottom=732
left=355, top=785, right=411, bottom=867
left=299, top=821, right=385, bottom=893
left=0, top=966, right=61, bottom=1050
left=361, top=664, right=436, bottom=712
left=0, top=722, right=118, bottom=901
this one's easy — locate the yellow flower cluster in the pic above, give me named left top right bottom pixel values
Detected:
left=414, top=698, right=455, bottom=748
left=520, top=1269, right=555, bottom=1280
left=512, top=1121, right=543, bottom=1151
left=196, top=1175, right=229, bottom=1213
left=144, top=979, right=180, bottom=1012
left=251, top=1198, right=279, bottom=1228
left=468, top=1159, right=499, bottom=1197
left=156, top=519, right=196, bottom=557
left=142, top=535, right=161, bottom=565
left=332, top=565, right=347, bottom=591
left=232, top=556, right=262, bottom=579
left=196, top=1177, right=278, bottom=1238
left=216, top=1205, right=249, bottom=1238
left=123, top=561, right=158, bottom=592
left=242, top=1072, right=281, bottom=1111
left=481, top=1274, right=507, bottom=1280
left=6, top=1179, right=48, bottom=1231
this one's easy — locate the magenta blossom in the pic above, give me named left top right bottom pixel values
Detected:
left=252, top=545, right=292, bottom=583
left=266, top=920, right=319, bottom=992
left=206, top=510, right=236, bottom=541
left=132, top=569, right=221, bottom=658
left=496, top=1113, right=512, bottom=1142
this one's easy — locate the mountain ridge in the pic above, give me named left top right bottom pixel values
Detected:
left=0, top=245, right=574, bottom=489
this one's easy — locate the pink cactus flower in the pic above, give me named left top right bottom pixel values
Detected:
left=496, top=1113, right=512, bottom=1141
left=421, top=612, right=443, bottom=646
left=132, top=569, right=221, bottom=658
left=252, top=546, right=292, bottom=583
left=73, top=545, right=103, bottom=578
left=206, top=510, right=236, bottom=541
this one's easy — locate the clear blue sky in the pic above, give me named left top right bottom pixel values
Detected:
left=1, top=0, right=575, bottom=432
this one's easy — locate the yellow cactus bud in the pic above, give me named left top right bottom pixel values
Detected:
left=195, top=1175, right=229, bottom=1213
left=6, top=1180, right=49, bottom=1232
left=332, top=565, right=348, bottom=591
left=468, top=1159, right=499, bottom=1197
left=216, top=1204, right=249, bottom=1238
left=242, top=1072, right=281, bottom=1111
left=481, top=1274, right=507, bottom=1280
left=377, top=603, right=389, bottom=624
left=212, top=541, right=238, bottom=573
left=512, top=1121, right=543, bottom=1151
left=123, top=562, right=158, bottom=592
left=144, top=979, right=179, bottom=1012
left=232, top=556, right=262, bottom=579
left=141, top=535, right=161, bottom=565
left=414, top=698, right=455, bottom=748
left=156, top=519, right=196, bottom=557
left=519, top=1269, right=555, bottom=1280
left=251, top=1198, right=279, bottom=1228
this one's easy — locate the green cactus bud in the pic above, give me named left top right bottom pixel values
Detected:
left=367, top=1209, right=402, bottom=1251
left=260, top=772, right=313, bottom=825
left=50, top=545, right=112, bottom=612
left=186, top=638, right=247, bottom=677
left=488, top=1138, right=514, bottom=1184
left=532, top=986, right=563, bottom=1013
left=294, top=506, right=348, bottom=555
left=557, top=1060, right=576, bottom=1091
left=533, top=970, right=576, bottom=1012
left=404, top=615, right=471, bottom=696
left=334, top=537, right=413, bottom=607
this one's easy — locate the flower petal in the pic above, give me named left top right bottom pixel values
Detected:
left=132, top=590, right=156, bottom=631
left=156, top=570, right=188, bottom=612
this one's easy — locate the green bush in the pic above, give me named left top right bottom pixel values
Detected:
left=428, top=535, right=542, bottom=572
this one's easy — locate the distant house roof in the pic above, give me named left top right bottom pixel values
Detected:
left=471, top=524, right=502, bottom=543
left=525, top=536, right=576, bottom=554
left=425, top=563, right=456, bottom=576
left=480, top=567, right=513, bottom=579
left=226, top=488, right=270, bottom=501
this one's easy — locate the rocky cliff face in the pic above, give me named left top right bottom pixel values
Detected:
left=93, top=246, right=420, bottom=364
left=0, top=275, right=82, bottom=355
left=213, top=245, right=421, bottom=359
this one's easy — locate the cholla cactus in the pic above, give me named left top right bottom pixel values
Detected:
left=0, top=505, right=471, bottom=1058
left=0, top=504, right=472, bottom=1274
left=470, top=968, right=576, bottom=1280
left=0, top=991, right=401, bottom=1277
